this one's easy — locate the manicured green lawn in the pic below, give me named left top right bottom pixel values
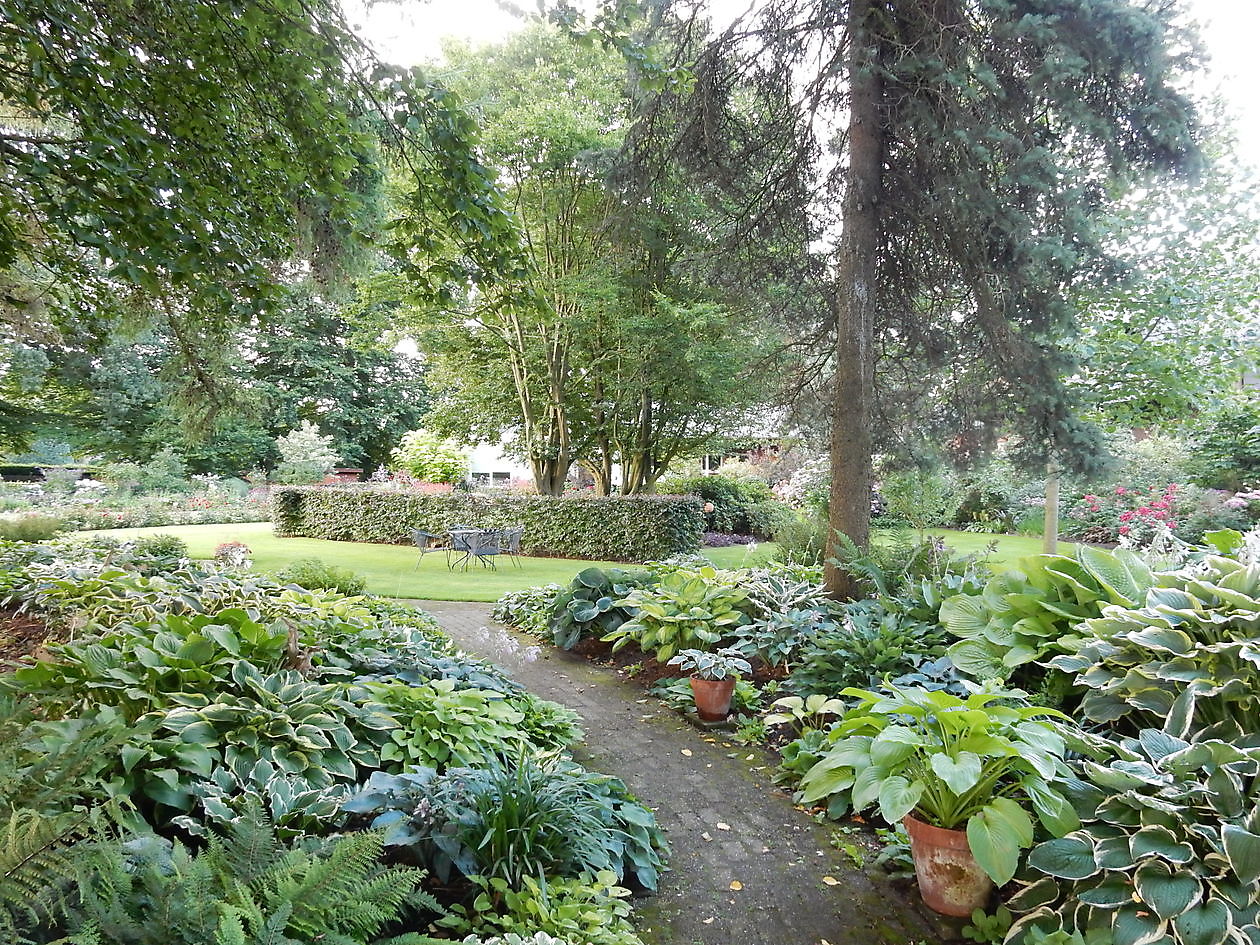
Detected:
left=83, top=521, right=1067, bottom=602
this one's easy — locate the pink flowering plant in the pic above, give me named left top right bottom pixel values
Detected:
left=1065, top=481, right=1258, bottom=544
left=1065, top=483, right=1188, bottom=543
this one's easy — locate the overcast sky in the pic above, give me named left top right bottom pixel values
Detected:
left=353, top=0, right=1260, bottom=164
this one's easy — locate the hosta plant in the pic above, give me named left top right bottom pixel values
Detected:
left=605, top=568, right=749, bottom=662
left=728, top=607, right=832, bottom=669
left=549, top=567, right=656, bottom=650
left=345, top=759, right=667, bottom=890
left=665, top=647, right=751, bottom=681
left=1006, top=729, right=1260, bottom=945
left=358, top=678, right=533, bottom=771
left=1049, top=553, right=1260, bottom=741
left=798, top=684, right=1080, bottom=885
left=3, top=608, right=293, bottom=720
left=940, top=546, right=1155, bottom=680
left=493, top=584, right=564, bottom=638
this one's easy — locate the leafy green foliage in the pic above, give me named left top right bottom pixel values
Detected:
left=655, top=473, right=786, bottom=536
left=346, top=759, right=666, bottom=891
left=67, top=804, right=438, bottom=945
left=1190, top=401, right=1260, bottom=493
left=798, top=684, right=1079, bottom=886
left=1050, top=553, right=1260, bottom=741
left=665, top=647, right=751, bottom=681
left=492, top=584, right=564, bottom=638
left=787, top=600, right=948, bottom=697
left=940, top=546, right=1154, bottom=680
left=276, top=557, right=368, bottom=596
left=605, top=568, right=749, bottom=662
left=440, top=873, right=643, bottom=945
left=361, top=679, right=536, bottom=772
left=273, top=487, right=704, bottom=562
left=548, top=567, right=656, bottom=650
left=1008, top=731, right=1260, bottom=945
left=392, top=430, right=470, bottom=484
left=0, top=513, right=68, bottom=542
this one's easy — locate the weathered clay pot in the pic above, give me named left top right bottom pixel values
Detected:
left=689, top=677, right=737, bottom=721
left=903, top=814, right=994, bottom=917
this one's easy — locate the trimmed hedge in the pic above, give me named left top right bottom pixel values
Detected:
left=272, top=487, right=704, bottom=562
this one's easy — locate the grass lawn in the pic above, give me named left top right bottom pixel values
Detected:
left=82, top=521, right=1067, bottom=602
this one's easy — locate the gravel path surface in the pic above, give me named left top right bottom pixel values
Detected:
left=414, top=600, right=949, bottom=945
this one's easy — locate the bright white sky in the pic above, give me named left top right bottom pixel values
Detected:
left=352, top=0, right=1260, bottom=166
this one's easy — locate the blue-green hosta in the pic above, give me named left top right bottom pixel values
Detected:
left=940, top=546, right=1156, bottom=680
left=798, top=684, right=1080, bottom=885
left=1050, top=554, right=1260, bottom=741
left=1007, top=730, right=1260, bottom=945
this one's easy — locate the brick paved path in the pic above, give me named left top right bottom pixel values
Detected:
left=415, top=601, right=947, bottom=945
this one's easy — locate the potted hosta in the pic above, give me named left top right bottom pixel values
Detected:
left=797, top=683, right=1080, bottom=916
left=666, top=647, right=751, bottom=721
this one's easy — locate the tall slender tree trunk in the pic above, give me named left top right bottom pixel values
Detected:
left=824, top=0, right=883, bottom=599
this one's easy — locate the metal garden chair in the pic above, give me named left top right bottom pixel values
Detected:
left=410, top=529, right=441, bottom=569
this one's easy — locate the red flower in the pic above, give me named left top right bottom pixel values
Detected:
left=1115, top=486, right=1128, bottom=495
left=1119, top=526, right=1131, bottom=536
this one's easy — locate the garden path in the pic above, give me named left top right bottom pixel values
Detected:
left=414, top=601, right=950, bottom=945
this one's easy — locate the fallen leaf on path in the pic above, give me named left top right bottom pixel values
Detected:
left=703, top=918, right=715, bottom=925
left=716, top=822, right=731, bottom=831
left=729, top=880, right=743, bottom=891
left=701, top=832, right=712, bottom=842
left=681, top=749, right=692, bottom=757
left=822, top=876, right=839, bottom=886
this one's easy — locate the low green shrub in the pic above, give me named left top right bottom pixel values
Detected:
left=273, top=487, right=703, bottom=562
left=0, top=513, right=68, bottom=542
left=276, top=556, right=368, bottom=595
left=787, top=600, right=947, bottom=696
left=654, top=472, right=785, bottom=536
left=773, top=511, right=828, bottom=566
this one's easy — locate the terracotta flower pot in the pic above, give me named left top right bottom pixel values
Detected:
left=903, top=814, right=994, bottom=917
left=689, top=677, right=736, bottom=721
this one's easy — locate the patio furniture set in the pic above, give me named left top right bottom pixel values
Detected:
left=410, top=525, right=525, bottom=571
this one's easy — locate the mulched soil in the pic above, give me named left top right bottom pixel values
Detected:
left=0, top=609, right=51, bottom=670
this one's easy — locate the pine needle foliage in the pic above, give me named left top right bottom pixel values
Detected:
left=66, top=802, right=439, bottom=945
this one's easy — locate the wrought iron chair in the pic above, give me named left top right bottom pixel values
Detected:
left=410, top=529, right=441, bottom=569
left=500, top=525, right=525, bottom=568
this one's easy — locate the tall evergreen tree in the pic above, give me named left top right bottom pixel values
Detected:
left=650, top=0, right=1201, bottom=594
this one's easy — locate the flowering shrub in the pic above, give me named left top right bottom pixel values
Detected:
left=1064, top=482, right=1257, bottom=544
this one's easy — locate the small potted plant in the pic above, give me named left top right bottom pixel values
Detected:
left=796, top=683, right=1080, bottom=916
left=666, top=646, right=752, bottom=721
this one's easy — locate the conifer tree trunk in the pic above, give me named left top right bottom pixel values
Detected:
left=824, top=0, right=883, bottom=599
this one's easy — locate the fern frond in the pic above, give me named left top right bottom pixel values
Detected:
left=0, top=808, right=89, bottom=942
